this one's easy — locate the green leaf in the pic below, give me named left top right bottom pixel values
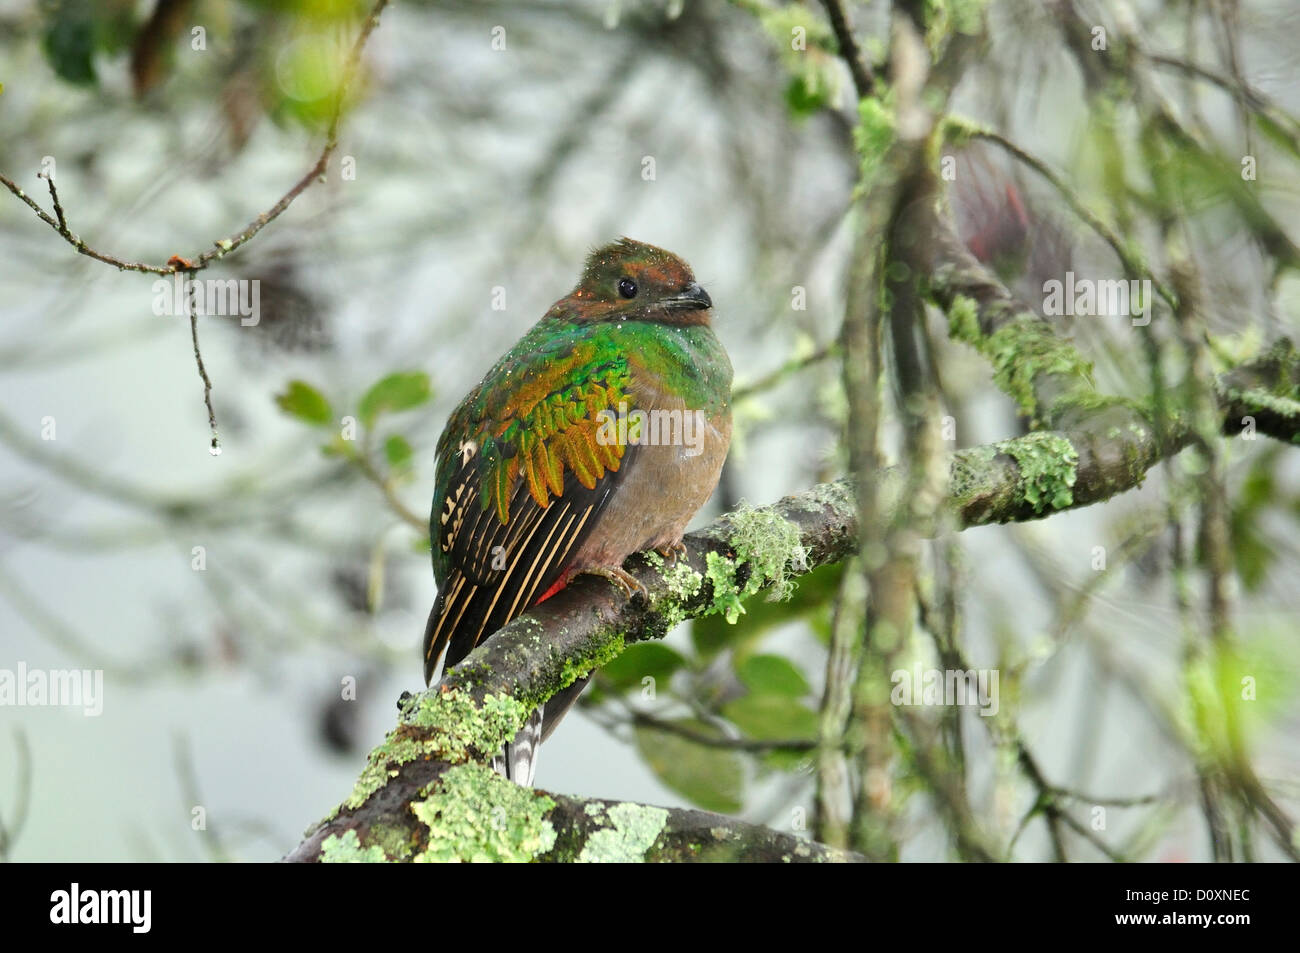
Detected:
left=634, top=720, right=743, bottom=814
left=722, top=695, right=818, bottom=741
left=1228, top=447, right=1281, bottom=592
left=784, top=74, right=830, bottom=118
left=275, top=380, right=333, bottom=426
left=43, top=7, right=97, bottom=86
left=600, top=643, right=687, bottom=691
left=384, top=434, right=414, bottom=471
left=761, top=745, right=814, bottom=774
left=1255, top=113, right=1300, bottom=162
left=737, top=654, right=810, bottom=697
left=359, top=371, right=431, bottom=425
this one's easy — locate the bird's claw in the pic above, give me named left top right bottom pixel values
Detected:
left=579, top=566, right=648, bottom=601
left=655, top=540, right=688, bottom=566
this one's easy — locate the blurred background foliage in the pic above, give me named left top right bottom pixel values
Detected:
left=1, top=0, right=1298, bottom=861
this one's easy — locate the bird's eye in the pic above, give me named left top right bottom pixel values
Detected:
left=618, top=277, right=637, bottom=299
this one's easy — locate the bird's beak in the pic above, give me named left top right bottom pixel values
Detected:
left=664, top=282, right=713, bottom=312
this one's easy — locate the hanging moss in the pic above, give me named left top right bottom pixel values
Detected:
left=692, top=502, right=809, bottom=624
left=946, top=293, right=981, bottom=344
left=986, top=319, right=1094, bottom=425
left=855, top=91, right=897, bottom=187
left=944, top=285, right=1097, bottom=426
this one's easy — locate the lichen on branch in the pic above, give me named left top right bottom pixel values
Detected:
left=289, top=338, right=1298, bottom=862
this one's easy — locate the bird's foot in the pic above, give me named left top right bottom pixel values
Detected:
left=577, top=566, right=648, bottom=601
left=655, top=540, right=689, bottom=566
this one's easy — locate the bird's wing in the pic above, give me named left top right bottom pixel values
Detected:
left=424, top=326, right=634, bottom=683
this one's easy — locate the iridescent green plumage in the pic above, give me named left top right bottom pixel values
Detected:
left=437, top=323, right=633, bottom=529
left=423, top=238, right=733, bottom=782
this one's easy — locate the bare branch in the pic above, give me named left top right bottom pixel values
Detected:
left=819, top=0, right=875, bottom=98
left=0, top=0, right=391, bottom=277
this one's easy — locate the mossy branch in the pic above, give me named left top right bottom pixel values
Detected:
left=919, top=197, right=1106, bottom=430
left=916, top=191, right=1300, bottom=448
left=288, top=760, right=862, bottom=863
left=1214, top=338, right=1300, bottom=443
left=288, top=339, right=1299, bottom=862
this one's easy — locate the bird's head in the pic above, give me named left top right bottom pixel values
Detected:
left=561, top=237, right=713, bottom=326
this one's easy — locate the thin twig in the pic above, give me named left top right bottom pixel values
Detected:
left=353, top=451, right=427, bottom=533
left=733, top=344, right=839, bottom=401
left=38, top=171, right=68, bottom=233
left=623, top=705, right=817, bottom=753
left=1145, top=51, right=1300, bottom=151
left=819, top=0, right=875, bottom=98
left=0, top=728, right=32, bottom=862
left=966, top=126, right=1178, bottom=311
left=3, top=0, right=389, bottom=452
left=189, top=309, right=220, bottom=455
left=173, top=732, right=230, bottom=863
left=0, top=0, right=391, bottom=276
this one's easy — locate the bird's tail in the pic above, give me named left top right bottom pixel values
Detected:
left=493, top=708, right=543, bottom=786
left=489, top=676, right=591, bottom=786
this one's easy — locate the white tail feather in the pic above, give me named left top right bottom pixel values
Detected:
left=492, top=708, right=543, bottom=786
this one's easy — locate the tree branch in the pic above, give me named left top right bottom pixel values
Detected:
left=287, top=333, right=1299, bottom=862
left=288, top=14, right=1300, bottom=857
left=288, top=756, right=862, bottom=863
left=818, top=0, right=875, bottom=98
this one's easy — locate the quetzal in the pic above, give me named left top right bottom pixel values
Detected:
left=423, top=238, right=733, bottom=784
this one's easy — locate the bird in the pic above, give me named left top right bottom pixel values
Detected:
left=423, top=237, right=733, bottom=785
